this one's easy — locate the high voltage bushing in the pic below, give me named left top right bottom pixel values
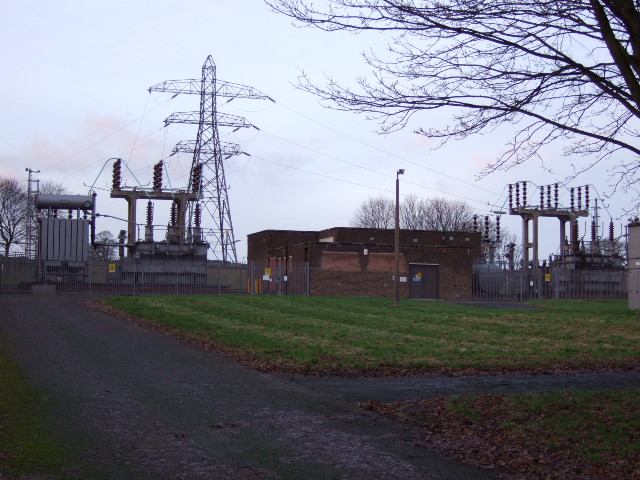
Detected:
left=112, top=159, right=122, bottom=190
left=191, top=163, right=203, bottom=193
left=522, top=181, right=527, bottom=206
left=195, top=202, right=201, bottom=228
left=508, top=185, right=513, bottom=210
left=484, top=215, right=490, bottom=241
left=577, top=186, right=582, bottom=210
left=539, top=186, right=544, bottom=209
left=554, top=183, right=559, bottom=209
left=152, top=161, right=163, bottom=191
left=496, top=215, right=501, bottom=243
left=591, top=220, right=597, bottom=241
left=585, top=185, right=590, bottom=210
left=570, top=187, right=575, bottom=211
left=515, top=182, right=520, bottom=207
left=170, top=200, right=178, bottom=226
left=146, top=200, right=153, bottom=225
left=609, top=220, right=615, bottom=241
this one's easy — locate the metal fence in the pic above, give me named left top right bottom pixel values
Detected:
left=1, top=255, right=628, bottom=301
left=0, top=256, right=313, bottom=297
left=472, top=263, right=627, bottom=301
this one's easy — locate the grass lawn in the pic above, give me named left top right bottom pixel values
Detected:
left=0, top=338, right=69, bottom=478
left=103, top=296, right=640, bottom=375
left=365, top=389, right=640, bottom=479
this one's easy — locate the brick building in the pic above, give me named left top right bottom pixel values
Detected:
left=247, top=227, right=482, bottom=301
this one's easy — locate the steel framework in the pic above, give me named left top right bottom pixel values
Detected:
left=149, top=56, right=272, bottom=262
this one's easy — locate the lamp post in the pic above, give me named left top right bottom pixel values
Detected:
left=394, top=168, right=405, bottom=306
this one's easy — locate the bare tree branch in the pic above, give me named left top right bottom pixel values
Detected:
left=266, top=0, right=640, bottom=203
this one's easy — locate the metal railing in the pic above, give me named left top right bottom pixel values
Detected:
left=472, top=262, right=627, bottom=301
left=0, top=257, right=311, bottom=296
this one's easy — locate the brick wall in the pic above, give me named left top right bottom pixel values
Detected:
left=247, top=227, right=481, bottom=300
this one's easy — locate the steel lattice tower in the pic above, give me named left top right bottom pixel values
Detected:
left=149, top=56, right=271, bottom=262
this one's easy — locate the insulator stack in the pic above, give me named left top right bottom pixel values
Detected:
left=484, top=215, right=490, bottom=241
left=170, top=200, right=178, bottom=226
left=515, top=183, right=520, bottom=207
left=570, top=188, right=575, bottom=211
left=152, top=161, right=163, bottom=191
left=473, top=215, right=478, bottom=232
left=572, top=219, right=579, bottom=245
left=577, top=186, right=582, bottom=210
left=146, top=201, right=153, bottom=225
left=554, top=183, right=559, bottom=209
left=585, top=185, right=590, bottom=210
left=195, top=203, right=202, bottom=228
left=539, top=187, right=544, bottom=209
left=191, top=163, right=203, bottom=193
left=522, top=181, right=527, bottom=206
left=609, top=220, right=614, bottom=241
left=496, top=216, right=501, bottom=243
left=508, top=185, right=513, bottom=210
left=591, top=220, right=597, bottom=241
left=68, top=209, right=73, bottom=219
left=112, top=159, right=122, bottom=190
left=546, top=185, right=551, bottom=209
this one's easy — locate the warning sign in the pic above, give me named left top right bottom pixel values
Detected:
left=545, top=273, right=551, bottom=282
left=108, top=264, right=116, bottom=273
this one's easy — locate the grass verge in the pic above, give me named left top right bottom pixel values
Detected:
left=0, top=338, right=68, bottom=478
left=361, top=389, right=640, bottom=480
left=102, top=296, right=640, bottom=375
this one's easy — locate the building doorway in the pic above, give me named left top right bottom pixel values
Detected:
left=409, top=264, right=439, bottom=299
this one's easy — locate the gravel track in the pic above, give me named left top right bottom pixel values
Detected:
left=0, top=295, right=495, bottom=480
left=2, top=294, right=638, bottom=479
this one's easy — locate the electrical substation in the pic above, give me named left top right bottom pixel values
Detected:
left=3, top=56, right=636, bottom=302
left=473, top=181, right=626, bottom=301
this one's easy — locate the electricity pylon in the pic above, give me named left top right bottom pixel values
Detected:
left=149, top=55, right=272, bottom=262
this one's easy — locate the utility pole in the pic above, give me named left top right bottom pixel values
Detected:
left=25, top=168, right=40, bottom=259
left=394, top=168, right=405, bottom=306
left=149, top=56, right=272, bottom=263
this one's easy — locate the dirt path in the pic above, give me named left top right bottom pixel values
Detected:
left=2, top=295, right=639, bottom=480
left=288, top=370, right=640, bottom=402
left=0, top=295, right=496, bottom=480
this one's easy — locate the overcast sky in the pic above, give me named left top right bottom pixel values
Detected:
left=1, top=0, right=634, bottom=260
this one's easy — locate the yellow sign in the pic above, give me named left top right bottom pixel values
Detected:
left=108, top=264, right=116, bottom=273
left=265, top=267, right=272, bottom=275
left=545, top=273, right=551, bottom=282
left=417, top=272, right=423, bottom=278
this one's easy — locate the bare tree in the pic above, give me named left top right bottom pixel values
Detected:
left=351, top=194, right=395, bottom=228
left=266, top=1, right=640, bottom=202
left=89, top=230, right=117, bottom=262
left=0, top=177, right=27, bottom=256
left=422, top=197, right=475, bottom=232
left=39, top=180, right=68, bottom=195
left=352, top=194, right=476, bottom=231
left=399, top=194, right=428, bottom=229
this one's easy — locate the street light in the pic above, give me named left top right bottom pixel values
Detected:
left=394, top=168, right=405, bottom=306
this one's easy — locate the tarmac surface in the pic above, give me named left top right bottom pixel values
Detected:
left=1, top=294, right=638, bottom=479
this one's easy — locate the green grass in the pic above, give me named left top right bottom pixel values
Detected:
left=371, top=389, right=640, bottom=478
left=104, top=296, right=640, bottom=374
left=449, top=389, right=640, bottom=462
left=0, top=338, right=69, bottom=477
